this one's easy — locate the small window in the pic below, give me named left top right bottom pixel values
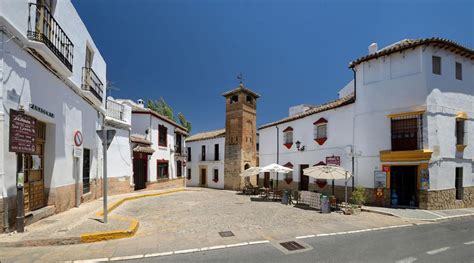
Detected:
left=158, top=125, right=167, bottom=147
left=432, top=56, right=441, bottom=75
left=214, top=144, right=219, bottom=161
left=456, top=119, right=465, bottom=145
left=213, top=169, right=219, bottom=182
left=455, top=167, right=463, bottom=200
left=176, top=160, right=182, bottom=177
left=455, top=62, right=462, bottom=80
left=314, top=124, right=327, bottom=140
left=187, top=168, right=191, bottom=180
left=157, top=161, right=169, bottom=179
left=230, top=95, right=238, bottom=104
left=283, top=127, right=293, bottom=147
left=187, top=147, right=191, bottom=162
left=201, top=145, right=206, bottom=161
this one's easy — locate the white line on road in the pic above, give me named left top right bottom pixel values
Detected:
left=174, top=248, right=200, bottom=254
left=109, top=254, right=144, bottom=261
left=296, top=235, right=315, bottom=239
left=144, top=251, right=173, bottom=257
left=226, top=242, right=249, bottom=248
left=464, top=241, right=474, bottom=245
left=426, top=247, right=450, bottom=255
left=249, top=240, right=270, bottom=245
left=396, top=257, right=417, bottom=263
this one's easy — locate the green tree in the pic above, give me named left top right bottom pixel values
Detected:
left=178, top=112, right=192, bottom=133
left=146, top=97, right=175, bottom=121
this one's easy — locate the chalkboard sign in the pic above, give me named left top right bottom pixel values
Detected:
left=9, top=109, right=36, bottom=154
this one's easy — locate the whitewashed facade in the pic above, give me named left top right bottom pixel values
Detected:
left=120, top=100, right=187, bottom=191
left=186, top=130, right=225, bottom=189
left=0, top=0, right=109, bottom=230
left=259, top=38, right=474, bottom=209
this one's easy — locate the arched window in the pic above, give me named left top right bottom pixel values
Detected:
left=230, top=95, right=239, bottom=104
left=283, top=127, right=293, bottom=149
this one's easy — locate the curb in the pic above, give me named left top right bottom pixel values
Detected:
left=0, top=188, right=185, bottom=247
left=361, top=207, right=474, bottom=222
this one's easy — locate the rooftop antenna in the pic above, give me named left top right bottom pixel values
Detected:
left=237, top=73, right=244, bottom=85
left=106, top=81, right=120, bottom=97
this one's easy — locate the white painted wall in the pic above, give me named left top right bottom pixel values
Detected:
left=186, top=137, right=225, bottom=189
left=0, top=0, right=107, bottom=200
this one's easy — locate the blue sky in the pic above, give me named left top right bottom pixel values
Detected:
left=73, top=0, right=473, bottom=134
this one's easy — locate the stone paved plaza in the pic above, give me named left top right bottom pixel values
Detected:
left=0, top=188, right=416, bottom=262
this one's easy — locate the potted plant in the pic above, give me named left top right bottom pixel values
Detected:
left=348, top=186, right=367, bottom=215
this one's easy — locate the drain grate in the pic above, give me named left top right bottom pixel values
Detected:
left=280, top=241, right=305, bottom=251
left=218, top=231, right=235, bottom=237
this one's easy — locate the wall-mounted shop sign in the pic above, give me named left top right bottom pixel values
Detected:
left=9, top=109, right=36, bottom=154
left=374, top=171, right=387, bottom=188
left=29, top=103, right=54, bottom=118
left=326, top=155, right=340, bottom=166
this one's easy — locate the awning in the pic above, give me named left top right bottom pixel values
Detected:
left=133, top=145, right=154, bottom=154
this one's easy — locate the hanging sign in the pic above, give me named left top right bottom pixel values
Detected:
left=9, top=109, right=36, bottom=154
left=326, top=156, right=340, bottom=166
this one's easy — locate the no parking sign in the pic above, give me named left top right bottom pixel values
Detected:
left=74, top=131, right=83, bottom=147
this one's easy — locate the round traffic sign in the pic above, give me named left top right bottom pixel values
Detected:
left=74, top=131, right=83, bottom=147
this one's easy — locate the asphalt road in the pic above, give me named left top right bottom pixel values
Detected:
left=117, top=216, right=474, bottom=263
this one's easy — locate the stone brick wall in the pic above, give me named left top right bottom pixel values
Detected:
left=419, top=186, right=474, bottom=210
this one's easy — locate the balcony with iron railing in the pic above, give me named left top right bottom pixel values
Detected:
left=82, top=67, right=104, bottom=105
left=27, top=3, right=74, bottom=72
left=107, top=99, right=125, bottom=121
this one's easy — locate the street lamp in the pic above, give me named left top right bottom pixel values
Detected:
left=295, top=140, right=305, bottom=151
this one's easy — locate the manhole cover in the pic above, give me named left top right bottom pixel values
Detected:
left=280, top=241, right=305, bottom=251
left=219, top=231, right=235, bottom=237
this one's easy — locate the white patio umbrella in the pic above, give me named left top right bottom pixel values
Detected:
left=260, top=163, right=293, bottom=189
left=303, top=165, right=353, bottom=203
left=239, top=167, right=261, bottom=177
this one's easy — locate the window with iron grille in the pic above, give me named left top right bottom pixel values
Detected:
left=157, top=161, right=169, bottom=179
left=455, top=62, right=462, bottom=80
left=177, top=160, right=182, bottom=177
left=158, top=125, right=167, bottom=147
left=314, top=124, right=327, bottom=139
left=455, top=167, right=463, bottom=200
left=456, top=120, right=465, bottom=145
left=391, top=114, right=423, bottom=151
left=201, top=145, right=206, bottom=161
left=432, top=56, right=441, bottom=75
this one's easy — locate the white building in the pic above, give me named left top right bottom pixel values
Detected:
left=186, top=129, right=225, bottom=189
left=0, top=0, right=112, bottom=230
left=119, top=99, right=188, bottom=191
left=259, top=38, right=473, bottom=210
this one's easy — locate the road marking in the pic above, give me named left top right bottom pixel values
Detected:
left=464, top=241, right=474, bottom=245
left=316, top=233, right=330, bottom=237
left=426, top=247, right=450, bottom=255
left=296, top=235, right=315, bottom=239
left=396, top=257, right=417, bottom=263
left=249, top=240, right=270, bottom=245
left=109, top=254, right=144, bottom=261
left=174, top=248, right=200, bottom=254
left=226, top=242, right=249, bottom=248
left=144, top=251, right=173, bottom=257
left=208, top=245, right=226, bottom=250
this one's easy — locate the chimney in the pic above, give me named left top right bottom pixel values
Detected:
left=137, top=99, right=144, bottom=108
left=368, top=43, right=378, bottom=55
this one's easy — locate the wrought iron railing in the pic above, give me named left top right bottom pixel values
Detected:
left=107, top=100, right=125, bottom=121
left=391, top=114, right=423, bottom=151
left=82, top=67, right=104, bottom=103
left=27, top=3, right=74, bottom=71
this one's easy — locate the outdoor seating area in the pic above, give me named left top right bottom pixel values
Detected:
left=240, top=163, right=354, bottom=214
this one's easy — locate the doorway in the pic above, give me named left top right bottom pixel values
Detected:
left=390, top=166, right=418, bottom=207
left=264, top=172, right=270, bottom=188
left=133, top=152, right=148, bottom=190
left=299, top=164, right=309, bottom=191
left=82, top=148, right=91, bottom=193
left=200, top=168, right=207, bottom=186
left=23, top=121, right=46, bottom=212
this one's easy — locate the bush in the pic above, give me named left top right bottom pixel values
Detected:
left=351, top=186, right=367, bottom=206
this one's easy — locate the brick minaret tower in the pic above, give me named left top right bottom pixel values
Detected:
left=222, top=83, right=260, bottom=190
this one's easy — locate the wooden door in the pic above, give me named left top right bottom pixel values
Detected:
left=264, top=172, right=270, bottom=188
left=299, top=165, right=309, bottom=191
left=24, top=121, right=46, bottom=212
left=133, top=153, right=147, bottom=190
left=200, top=168, right=207, bottom=186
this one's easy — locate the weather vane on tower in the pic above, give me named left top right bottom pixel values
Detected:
left=237, top=73, right=244, bottom=85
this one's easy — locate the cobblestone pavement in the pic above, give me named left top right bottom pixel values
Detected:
left=0, top=188, right=416, bottom=262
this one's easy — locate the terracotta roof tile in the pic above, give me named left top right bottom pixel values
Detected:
left=349, top=37, right=474, bottom=68
left=258, top=93, right=355, bottom=130
left=131, top=106, right=187, bottom=131
left=185, top=129, right=226, bottom=142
